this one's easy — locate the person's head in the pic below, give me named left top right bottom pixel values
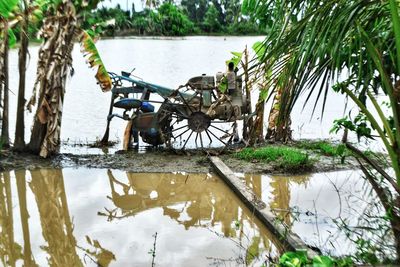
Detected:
left=228, top=62, right=234, bottom=71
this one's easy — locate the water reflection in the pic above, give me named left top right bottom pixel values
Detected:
left=0, top=171, right=21, bottom=267
left=0, top=169, right=282, bottom=266
left=105, top=171, right=282, bottom=256
left=29, top=169, right=83, bottom=266
left=0, top=170, right=115, bottom=267
left=243, top=171, right=370, bottom=256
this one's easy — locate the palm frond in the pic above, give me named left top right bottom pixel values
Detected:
left=79, top=30, right=112, bottom=92
left=0, top=0, right=19, bottom=19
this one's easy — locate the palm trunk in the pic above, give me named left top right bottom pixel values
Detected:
left=266, top=86, right=292, bottom=142
left=28, top=2, right=77, bottom=157
left=14, top=0, right=30, bottom=151
left=248, top=93, right=264, bottom=145
left=242, top=46, right=253, bottom=141
left=1, top=20, right=10, bottom=147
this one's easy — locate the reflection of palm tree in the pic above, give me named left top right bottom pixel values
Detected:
left=29, top=169, right=83, bottom=267
left=0, top=171, right=22, bottom=267
left=15, top=170, right=37, bottom=267
left=245, top=174, right=310, bottom=227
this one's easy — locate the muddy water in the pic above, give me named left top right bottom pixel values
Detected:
left=0, top=169, right=282, bottom=267
left=241, top=170, right=384, bottom=257
left=6, top=36, right=367, bottom=153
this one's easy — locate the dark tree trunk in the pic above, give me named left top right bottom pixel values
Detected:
left=14, top=0, right=30, bottom=151
left=1, top=21, right=10, bottom=147
left=242, top=46, right=253, bottom=142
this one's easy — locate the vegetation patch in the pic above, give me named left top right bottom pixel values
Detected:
left=235, top=146, right=312, bottom=172
left=296, top=140, right=347, bottom=157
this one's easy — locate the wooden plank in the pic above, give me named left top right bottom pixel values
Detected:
left=209, top=156, right=318, bottom=258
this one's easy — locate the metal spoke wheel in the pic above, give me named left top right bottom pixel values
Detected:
left=159, top=87, right=238, bottom=151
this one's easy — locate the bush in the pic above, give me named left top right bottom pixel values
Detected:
left=157, top=3, right=194, bottom=36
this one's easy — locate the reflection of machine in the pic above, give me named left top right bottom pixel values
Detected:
left=105, top=170, right=244, bottom=234
left=102, top=68, right=250, bottom=149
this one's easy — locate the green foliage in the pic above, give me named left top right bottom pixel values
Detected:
left=297, top=140, right=347, bottom=158
left=226, top=51, right=243, bottom=68
left=278, top=251, right=353, bottom=267
left=202, top=4, right=221, bottom=32
left=157, top=2, right=194, bottom=36
left=181, top=0, right=208, bottom=23
left=279, top=251, right=308, bottom=267
left=331, top=115, right=373, bottom=141
left=235, top=146, right=312, bottom=171
left=7, top=28, right=16, bottom=48
left=252, top=41, right=266, bottom=60
left=0, top=0, right=19, bottom=18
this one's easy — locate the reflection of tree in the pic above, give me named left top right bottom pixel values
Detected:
left=0, top=171, right=22, bottom=267
left=15, top=170, right=37, bottom=267
left=105, top=170, right=283, bottom=260
left=0, top=169, right=115, bottom=267
left=29, top=169, right=83, bottom=267
left=245, top=174, right=310, bottom=227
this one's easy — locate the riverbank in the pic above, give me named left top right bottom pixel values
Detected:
left=0, top=141, right=361, bottom=174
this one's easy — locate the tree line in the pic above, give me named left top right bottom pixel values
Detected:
left=83, top=0, right=265, bottom=37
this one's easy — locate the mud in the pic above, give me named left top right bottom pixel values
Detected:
left=0, top=148, right=359, bottom=174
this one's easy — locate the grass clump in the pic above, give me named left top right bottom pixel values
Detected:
left=297, top=140, right=346, bottom=157
left=235, top=146, right=312, bottom=172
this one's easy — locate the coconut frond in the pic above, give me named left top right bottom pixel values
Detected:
left=0, top=0, right=19, bottom=19
left=79, top=30, right=112, bottom=92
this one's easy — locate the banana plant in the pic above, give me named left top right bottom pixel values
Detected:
left=26, top=0, right=111, bottom=158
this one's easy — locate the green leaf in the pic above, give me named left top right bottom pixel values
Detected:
left=279, top=251, right=308, bottom=267
left=389, top=0, right=400, bottom=74
left=226, top=51, right=243, bottom=68
left=0, top=0, right=19, bottom=18
left=80, top=30, right=112, bottom=92
left=218, top=77, right=227, bottom=93
left=8, top=28, right=16, bottom=48
left=313, top=255, right=334, bottom=267
left=252, top=41, right=266, bottom=61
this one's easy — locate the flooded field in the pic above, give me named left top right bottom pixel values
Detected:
left=6, top=36, right=366, bottom=153
left=0, top=169, right=282, bottom=267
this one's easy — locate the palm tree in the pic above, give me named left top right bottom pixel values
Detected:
left=245, top=0, right=400, bottom=261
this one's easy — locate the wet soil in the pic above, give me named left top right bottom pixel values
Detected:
left=0, top=148, right=359, bottom=174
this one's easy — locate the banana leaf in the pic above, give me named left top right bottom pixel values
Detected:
left=80, top=30, right=112, bottom=92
